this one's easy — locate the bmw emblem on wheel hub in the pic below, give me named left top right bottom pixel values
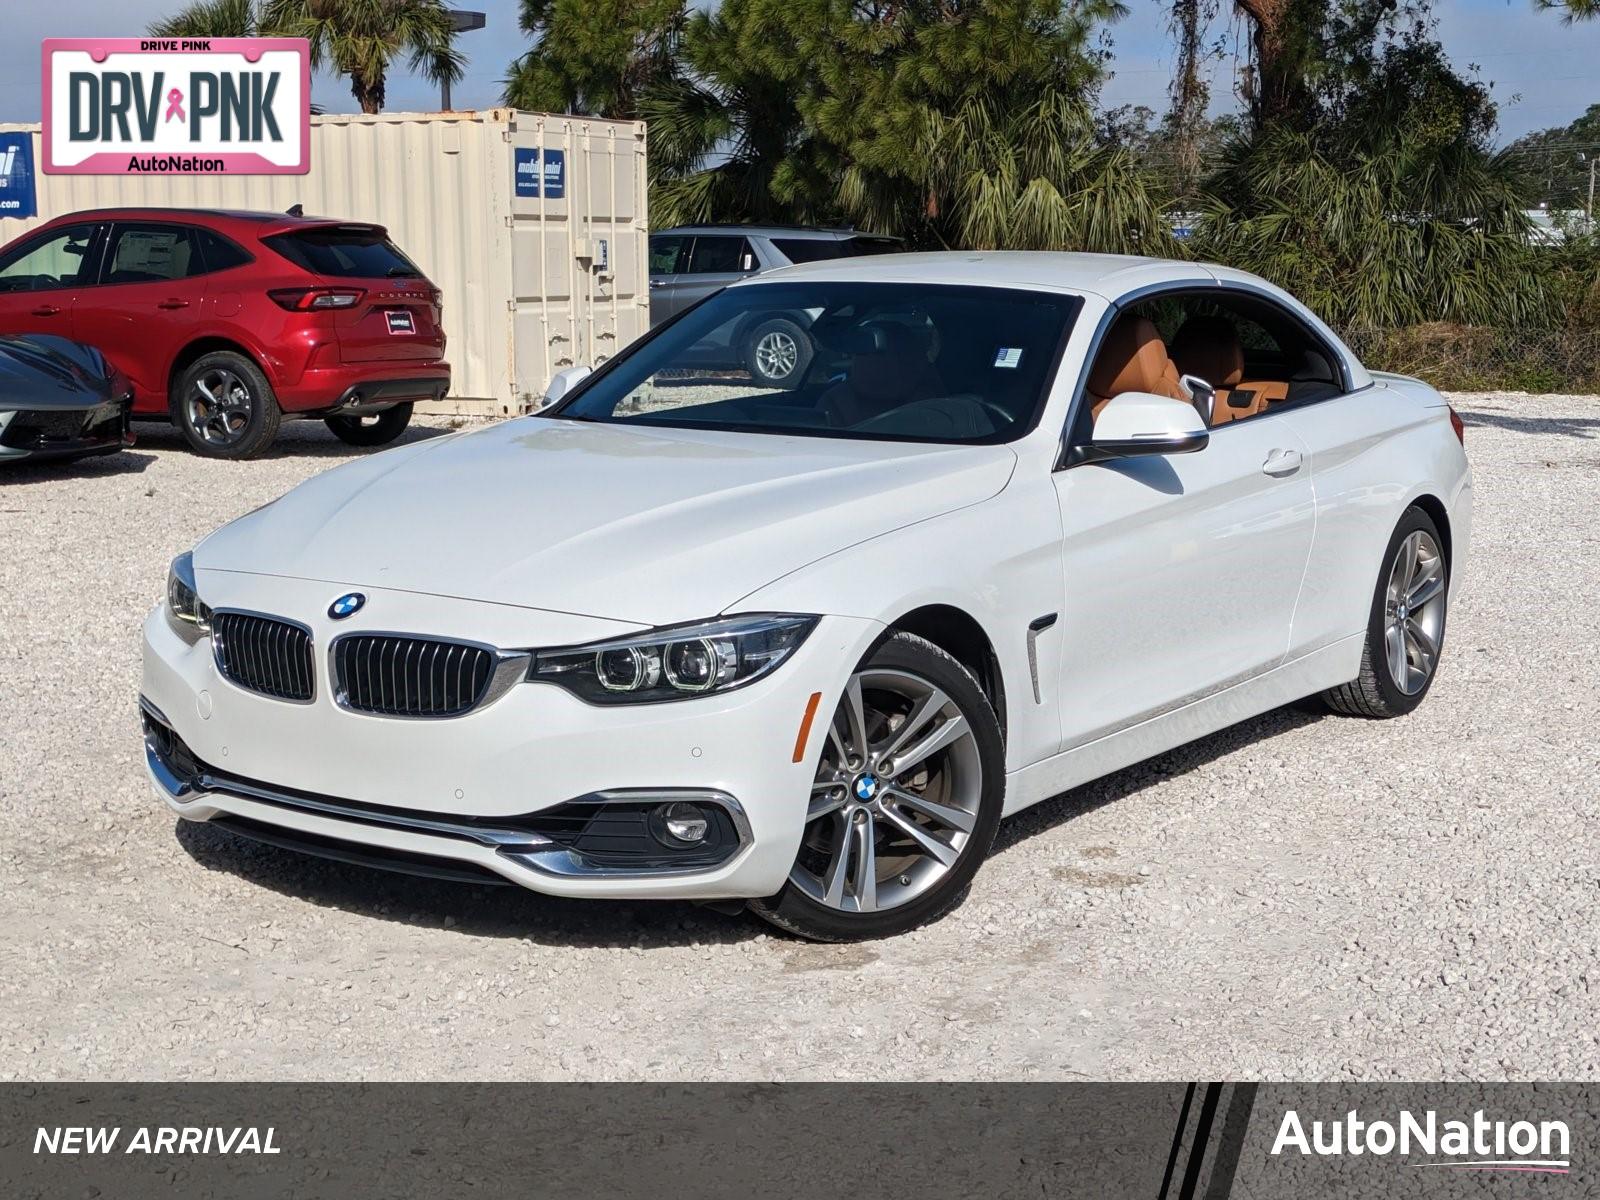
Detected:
left=853, top=773, right=879, bottom=802
left=328, top=592, right=366, bottom=620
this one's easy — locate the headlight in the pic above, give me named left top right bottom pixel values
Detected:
left=529, top=613, right=818, bottom=704
left=165, top=551, right=212, bottom=640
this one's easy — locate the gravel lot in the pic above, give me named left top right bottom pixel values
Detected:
left=1, top=395, right=1596, bottom=1081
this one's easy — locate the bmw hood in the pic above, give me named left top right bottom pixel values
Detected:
left=0, top=335, right=118, bottom=409
left=196, top=417, right=1017, bottom=625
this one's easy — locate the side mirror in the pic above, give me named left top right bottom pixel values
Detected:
left=1082, top=391, right=1209, bottom=462
left=538, top=365, right=592, bottom=411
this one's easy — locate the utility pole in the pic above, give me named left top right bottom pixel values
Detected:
left=441, top=10, right=486, bottom=110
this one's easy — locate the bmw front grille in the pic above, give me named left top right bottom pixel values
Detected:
left=330, top=634, right=527, bottom=718
left=211, top=611, right=316, bottom=703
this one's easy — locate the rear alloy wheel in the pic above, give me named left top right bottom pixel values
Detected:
left=742, top=317, right=813, bottom=388
left=172, top=351, right=281, bottom=460
left=751, top=633, right=1004, bottom=941
left=1323, top=506, right=1449, bottom=718
left=325, top=402, right=414, bottom=447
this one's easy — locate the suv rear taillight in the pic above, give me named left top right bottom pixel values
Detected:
left=1448, top=406, right=1465, bottom=444
left=268, top=287, right=365, bottom=311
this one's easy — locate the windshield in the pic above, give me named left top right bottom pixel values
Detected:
left=553, top=282, right=1081, bottom=445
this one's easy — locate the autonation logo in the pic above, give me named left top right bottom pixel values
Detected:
left=1272, top=1109, right=1572, bottom=1175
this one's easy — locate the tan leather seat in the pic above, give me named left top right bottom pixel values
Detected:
left=1086, top=315, right=1189, bottom=419
left=1172, top=315, right=1257, bottom=425
left=1170, top=316, right=1296, bottom=424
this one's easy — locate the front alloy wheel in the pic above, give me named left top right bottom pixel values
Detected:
left=742, top=317, right=813, bottom=388
left=752, top=632, right=1004, bottom=941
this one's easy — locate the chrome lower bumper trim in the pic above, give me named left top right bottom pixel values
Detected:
left=140, top=698, right=752, bottom=882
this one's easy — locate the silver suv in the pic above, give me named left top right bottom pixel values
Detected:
left=648, top=226, right=901, bottom=386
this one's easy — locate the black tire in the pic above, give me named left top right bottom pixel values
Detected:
left=742, top=317, right=813, bottom=388
left=750, top=632, right=1006, bottom=942
left=1322, top=506, right=1449, bottom=719
left=171, top=350, right=281, bottom=460
left=325, top=402, right=414, bottom=447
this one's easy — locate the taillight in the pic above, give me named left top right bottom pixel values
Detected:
left=268, top=287, right=365, bottom=311
left=1448, top=406, right=1465, bottom=445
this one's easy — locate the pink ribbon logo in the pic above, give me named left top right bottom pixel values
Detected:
left=164, top=88, right=185, bottom=123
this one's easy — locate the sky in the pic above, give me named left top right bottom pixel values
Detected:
left=6, top=0, right=1597, bottom=145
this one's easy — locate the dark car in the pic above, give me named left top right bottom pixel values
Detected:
left=0, top=334, right=132, bottom=465
left=0, top=208, right=449, bottom=459
left=648, top=226, right=902, bottom=386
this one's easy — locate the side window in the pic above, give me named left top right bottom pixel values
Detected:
left=102, top=224, right=207, bottom=284
left=198, top=229, right=253, bottom=273
left=1141, top=291, right=1342, bottom=427
left=649, top=235, right=687, bottom=275
left=0, top=224, right=99, bottom=293
left=685, top=236, right=752, bottom=275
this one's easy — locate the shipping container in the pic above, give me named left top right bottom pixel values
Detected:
left=0, top=109, right=650, bottom=417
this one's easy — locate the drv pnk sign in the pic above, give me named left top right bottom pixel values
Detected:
left=42, top=38, right=310, bottom=175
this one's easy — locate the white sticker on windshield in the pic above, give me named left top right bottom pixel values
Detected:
left=994, top=347, right=1024, bottom=369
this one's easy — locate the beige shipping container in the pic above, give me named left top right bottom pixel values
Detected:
left=0, top=109, right=649, bottom=416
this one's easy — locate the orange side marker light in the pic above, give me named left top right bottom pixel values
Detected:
left=792, top=691, right=823, bottom=763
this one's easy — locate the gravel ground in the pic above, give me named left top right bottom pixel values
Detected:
left=1, top=395, right=1596, bottom=1082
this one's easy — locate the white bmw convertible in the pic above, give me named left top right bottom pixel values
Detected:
left=142, top=252, right=1471, bottom=940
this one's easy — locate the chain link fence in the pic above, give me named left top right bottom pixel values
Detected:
left=1340, top=324, right=1600, bottom=393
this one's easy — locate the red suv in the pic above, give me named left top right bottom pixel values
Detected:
left=0, top=208, right=449, bottom=458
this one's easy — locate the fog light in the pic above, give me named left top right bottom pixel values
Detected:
left=657, top=801, right=710, bottom=845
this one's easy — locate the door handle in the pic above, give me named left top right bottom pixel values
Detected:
left=30, top=304, right=61, bottom=317
left=648, top=280, right=665, bottom=289
left=157, top=298, right=191, bottom=310
left=1262, top=448, right=1303, bottom=477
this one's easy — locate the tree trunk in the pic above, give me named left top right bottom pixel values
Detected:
left=350, top=71, right=386, bottom=115
left=1168, top=0, right=1212, bottom=197
left=1235, top=0, right=1308, bottom=129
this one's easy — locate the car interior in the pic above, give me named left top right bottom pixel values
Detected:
left=0, top=225, right=97, bottom=293
left=1079, top=292, right=1346, bottom=436
left=103, top=229, right=195, bottom=285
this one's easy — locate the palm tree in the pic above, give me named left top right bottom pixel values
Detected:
left=149, top=0, right=463, bottom=115
left=910, top=89, right=1174, bottom=254
left=504, top=0, right=685, bottom=118
left=1194, top=127, right=1547, bottom=328
left=150, top=0, right=257, bottom=37
left=640, top=1, right=831, bottom=228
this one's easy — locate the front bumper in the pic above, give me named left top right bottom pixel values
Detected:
left=140, top=577, right=877, bottom=900
left=0, top=398, right=132, bottom=461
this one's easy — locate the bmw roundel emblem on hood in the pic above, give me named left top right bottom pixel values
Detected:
left=328, top=592, right=366, bottom=620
